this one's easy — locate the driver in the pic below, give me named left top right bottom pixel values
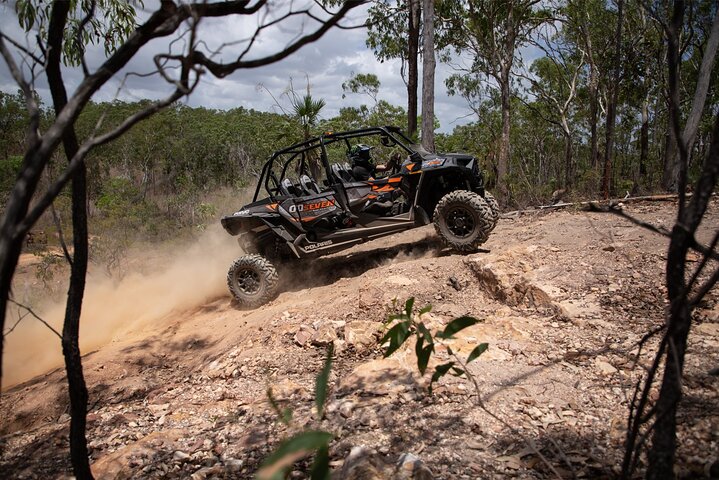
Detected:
left=349, top=144, right=387, bottom=181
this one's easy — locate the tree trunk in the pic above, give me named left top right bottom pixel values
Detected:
left=563, top=130, right=573, bottom=189
left=407, top=0, right=420, bottom=139
left=47, top=2, right=93, bottom=477
left=663, top=130, right=678, bottom=190
left=668, top=8, right=719, bottom=187
left=602, top=0, right=623, bottom=199
left=682, top=10, right=719, bottom=152
left=640, top=95, right=649, bottom=178
left=588, top=66, right=600, bottom=170
left=421, top=0, right=435, bottom=153
left=497, top=68, right=511, bottom=198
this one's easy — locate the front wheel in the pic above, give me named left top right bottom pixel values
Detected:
left=433, top=190, right=493, bottom=252
left=227, top=254, right=279, bottom=308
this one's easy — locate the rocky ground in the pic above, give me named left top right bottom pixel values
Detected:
left=1, top=199, right=718, bottom=479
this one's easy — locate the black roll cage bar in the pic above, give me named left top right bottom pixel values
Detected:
left=252, top=126, right=419, bottom=203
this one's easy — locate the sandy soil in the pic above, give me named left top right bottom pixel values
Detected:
left=0, top=200, right=717, bottom=479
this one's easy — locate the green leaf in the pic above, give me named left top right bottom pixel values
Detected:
left=417, top=344, right=434, bottom=375
left=419, top=303, right=433, bottom=315
left=310, top=445, right=330, bottom=480
left=417, top=322, right=433, bottom=345
left=429, top=362, right=454, bottom=394
left=404, top=297, right=415, bottom=318
left=380, top=321, right=411, bottom=357
left=258, top=431, right=333, bottom=480
left=315, top=343, right=334, bottom=419
left=386, top=312, right=409, bottom=324
left=450, top=366, right=465, bottom=377
left=467, top=343, right=489, bottom=364
left=415, top=323, right=434, bottom=375
left=436, top=316, right=480, bottom=339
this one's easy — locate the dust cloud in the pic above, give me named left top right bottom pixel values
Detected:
left=2, top=225, right=241, bottom=389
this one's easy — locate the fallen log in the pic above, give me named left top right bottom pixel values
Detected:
left=500, top=193, right=711, bottom=219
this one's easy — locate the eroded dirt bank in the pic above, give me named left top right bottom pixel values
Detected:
left=1, top=200, right=717, bottom=479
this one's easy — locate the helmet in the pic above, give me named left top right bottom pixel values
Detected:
left=349, top=144, right=373, bottom=164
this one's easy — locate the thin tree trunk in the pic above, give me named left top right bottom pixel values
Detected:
left=640, top=95, right=649, bottom=177
left=421, top=0, right=435, bottom=153
left=663, top=131, right=678, bottom=190
left=602, top=0, right=623, bottom=199
left=47, top=2, right=93, bottom=478
left=408, top=0, right=420, bottom=139
left=563, top=131, right=573, bottom=189
left=497, top=68, right=511, bottom=197
left=668, top=8, right=719, bottom=186
left=589, top=79, right=599, bottom=170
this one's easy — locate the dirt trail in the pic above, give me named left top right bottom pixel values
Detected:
left=1, top=201, right=717, bottom=479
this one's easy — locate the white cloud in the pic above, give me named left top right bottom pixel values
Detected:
left=0, top=1, right=477, bottom=134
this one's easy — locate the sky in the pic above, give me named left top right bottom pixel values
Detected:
left=0, top=1, right=478, bottom=134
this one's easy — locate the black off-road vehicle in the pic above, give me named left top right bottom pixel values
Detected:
left=221, top=126, right=499, bottom=307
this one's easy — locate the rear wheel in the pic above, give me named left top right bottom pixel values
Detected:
left=227, top=254, right=279, bottom=308
left=483, top=191, right=500, bottom=231
left=433, top=190, right=493, bottom=252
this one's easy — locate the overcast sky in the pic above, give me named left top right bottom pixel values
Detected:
left=0, top=1, right=480, bottom=134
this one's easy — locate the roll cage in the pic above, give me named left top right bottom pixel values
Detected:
left=252, top=126, right=420, bottom=203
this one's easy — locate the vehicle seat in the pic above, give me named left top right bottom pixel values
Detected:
left=299, top=175, right=321, bottom=195
left=281, top=178, right=302, bottom=197
left=332, top=163, right=355, bottom=183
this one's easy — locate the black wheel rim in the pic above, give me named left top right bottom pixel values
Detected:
left=236, top=268, right=261, bottom=295
left=447, top=206, right=475, bottom=238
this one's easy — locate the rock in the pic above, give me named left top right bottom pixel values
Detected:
left=58, top=413, right=71, bottom=423
left=294, top=325, right=314, bottom=347
left=595, top=359, right=618, bottom=376
left=448, top=276, right=462, bottom=291
left=344, top=321, right=382, bottom=348
left=339, top=400, right=356, bottom=418
left=338, top=446, right=387, bottom=480
left=696, top=322, right=719, bottom=336
left=337, top=447, right=434, bottom=480
left=173, top=450, right=191, bottom=461
left=338, top=358, right=416, bottom=397
left=465, top=259, right=566, bottom=317
left=397, top=452, right=434, bottom=479
left=191, top=465, right=223, bottom=480
left=225, top=458, right=243, bottom=472
left=312, top=322, right=338, bottom=345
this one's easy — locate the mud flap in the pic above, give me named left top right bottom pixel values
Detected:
left=414, top=206, right=431, bottom=226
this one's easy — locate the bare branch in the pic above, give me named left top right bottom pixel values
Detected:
left=0, top=32, right=44, bottom=64
left=188, top=1, right=366, bottom=76
left=49, top=204, right=73, bottom=266
left=6, top=299, right=62, bottom=339
left=586, top=203, right=719, bottom=262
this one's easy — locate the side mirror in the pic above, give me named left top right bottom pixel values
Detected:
left=380, top=135, right=392, bottom=147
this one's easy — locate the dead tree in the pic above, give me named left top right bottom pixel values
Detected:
left=619, top=1, right=719, bottom=478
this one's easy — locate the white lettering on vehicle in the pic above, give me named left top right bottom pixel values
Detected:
left=234, top=209, right=250, bottom=216
left=302, top=240, right=333, bottom=251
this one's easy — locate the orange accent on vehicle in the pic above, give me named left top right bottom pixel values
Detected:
left=405, top=163, right=416, bottom=171
left=300, top=199, right=336, bottom=211
left=388, top=177, right=402, bottom=183
left=368, top=194, right=378, bottom=200
left=266, top=203, right=278, bottom=210
left=371, top=184, right=396, bottom=193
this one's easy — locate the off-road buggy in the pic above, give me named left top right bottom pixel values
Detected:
left=221, top=126, right=499, bottom=307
